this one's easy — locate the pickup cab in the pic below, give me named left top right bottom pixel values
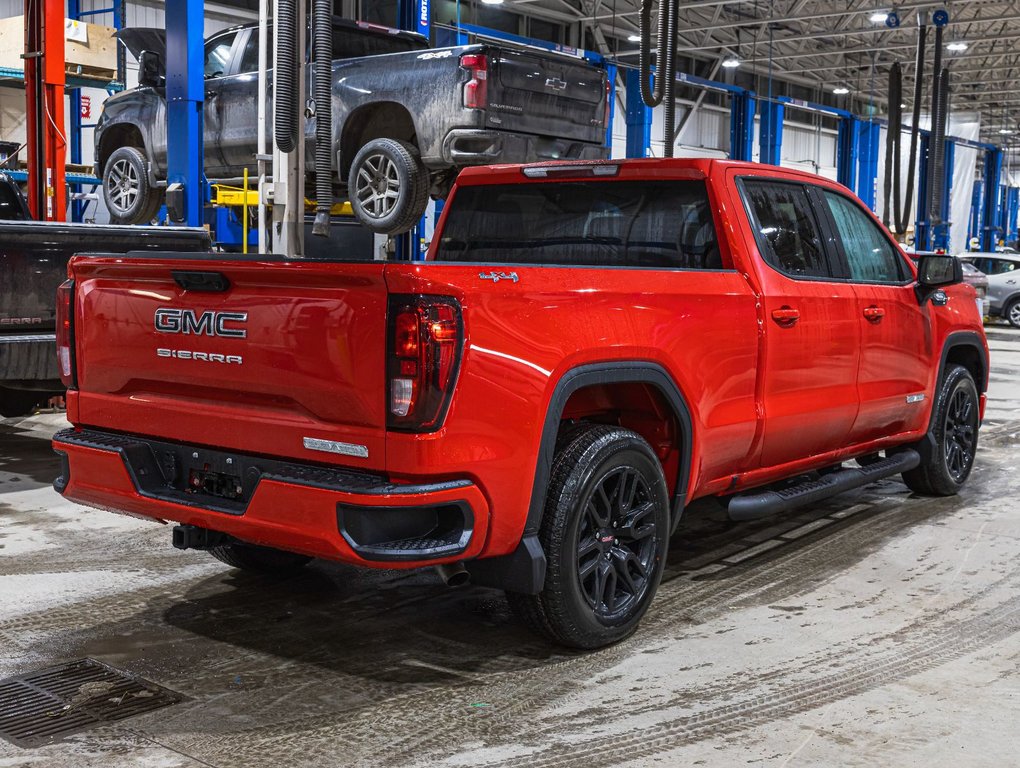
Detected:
left=97, top=18, right=609, bottom=233
left=53, top=159, right=988, bottom=648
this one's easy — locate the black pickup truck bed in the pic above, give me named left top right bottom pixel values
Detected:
left=0, top=220, right=209, bottom=415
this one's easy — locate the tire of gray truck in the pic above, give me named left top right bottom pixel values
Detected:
left=506, top=424, right=670, bottom=649
left=209, top=542, right=313, bottom=573
left=348, top=138, right=429, bottom=236
left=102, top=146, right=162, bottom=225
left=901, top=364, right=980, bottom=496
left=1005, top=297, right=1020, bottom=328
left=0, top=387, right=43, bottom=417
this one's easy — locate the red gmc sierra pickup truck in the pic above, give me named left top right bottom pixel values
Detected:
left=53, top=159, right=988, bottom=649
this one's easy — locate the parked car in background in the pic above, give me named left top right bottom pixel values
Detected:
left=959, top=252, right=1020, bottom=326
left=96, top=18, right=610, bottom=233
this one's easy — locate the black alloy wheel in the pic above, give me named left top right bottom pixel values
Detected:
left=943, top=385, right=978, bottom=483
left=576, top=466, right=658, bottom=621
left=902, top=364, right=980, bottom=496
left=506, top=423, right=670, bottom=649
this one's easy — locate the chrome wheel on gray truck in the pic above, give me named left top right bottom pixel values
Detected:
left=102, top=146, right=161, bottom=225
left=349, top=138, right=429, bottom=235
left=507, top=424, right=670, bottom=649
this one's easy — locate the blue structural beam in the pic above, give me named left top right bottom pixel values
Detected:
left=931, top=139, right=954, bottom=251
left=980, top=148, right=1004, bottom=252
left=968, top=182, right=983, bottom=248
left=729, top=90, right=754, bottom=161
left=604, top=63, right=616, bottom=150
left=836, top=117, right=860, bottom=193
left=165, top=0, right=204, bottom=226
left=758, top=99, right=784, bottom=166
left=1006, top=187, right=1020, bottom=245
left=625, top=68, right=651, bottom=158
left=856, top=120, right=880, bottom=210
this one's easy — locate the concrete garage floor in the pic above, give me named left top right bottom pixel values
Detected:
left=1, top=328, right=1019, bottom=768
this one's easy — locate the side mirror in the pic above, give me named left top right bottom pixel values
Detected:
left=916, top=253, right=962, bottom=304
left=138, top=50, right=164, bottom=88
left=917, top=254, right=962, bottom=288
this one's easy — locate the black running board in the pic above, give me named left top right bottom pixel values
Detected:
left=726, top=450, right=921, bottom=522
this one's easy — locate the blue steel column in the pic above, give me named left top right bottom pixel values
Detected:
left=729, top=90, right=754, bottom=161
left=932, top=139, right=954, bottom=251
left=915, top=133, right=931, bottom=250
left=836, top=116, right=860, bottom=193
left=968, top=182, right=983, bottom=248
left=165, top=0, right=204, bottom=226
left=1006, top=187, right=1020, bottom=245
left=67, top=0, right=83, bottom=222
left=855, top=120, right=880, bottom=210
left=758, top=99, right=784, bottom=166
left=981, top=148, right=1004, bottom=252
left=625, top=68, right=651, bottom=158
left=397, top=0, right=429, bottom=259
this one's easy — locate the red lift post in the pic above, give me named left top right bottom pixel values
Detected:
left=24, top=0, right=67, bottom=221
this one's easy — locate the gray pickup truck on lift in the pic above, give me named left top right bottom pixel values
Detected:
left=95, top=17, right=610, bottom=234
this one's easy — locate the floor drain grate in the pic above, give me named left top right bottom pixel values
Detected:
left=0, top=658, right=183, bottom=748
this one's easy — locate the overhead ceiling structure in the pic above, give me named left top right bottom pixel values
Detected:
left=508, top=0, right=1020, bottom=144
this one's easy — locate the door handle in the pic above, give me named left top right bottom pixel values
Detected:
left=771, top=306, right=800, bottom=326
left=1007, top=279, right=1017, bottom=285
left=863, top=306, right=886, bottom=322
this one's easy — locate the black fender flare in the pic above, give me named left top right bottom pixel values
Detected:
left=466, top=361, right=694, bottom=595
left=525, top=361, right=694, bottom=534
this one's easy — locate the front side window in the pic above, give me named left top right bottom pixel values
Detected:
left=742, top=180, right=831, bottom=278
left=822, top=190, right=906, bottom=283
left=204, top=32, right=237, bottom=78
left=435, top=179, right=722, bottom=269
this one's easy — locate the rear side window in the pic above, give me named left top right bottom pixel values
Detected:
left=434, top=180, right=723, bottom=269
left=742, top=180, right=830, bottom=278
left=822, top=190, right=906, bottom=283
left=204, top=32, right=237, bottom=78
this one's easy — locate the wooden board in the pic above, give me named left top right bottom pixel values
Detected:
left=0, top=16, right=117, bottom=78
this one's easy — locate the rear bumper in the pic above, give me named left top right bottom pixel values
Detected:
left=0, top=333, right=59, bottom=384
left=52, top=428, right=490, bottom=568
left=440, top=129, right=608, bottom=166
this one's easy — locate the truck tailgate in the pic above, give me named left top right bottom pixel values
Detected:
left=70, top=256, right=389, bottom=470
left=490, top=48, right=606, bottom=143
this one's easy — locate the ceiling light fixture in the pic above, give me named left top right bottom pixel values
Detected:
left=627, top=34, right=641, bottom=42
left=480, top=0, right=504, bottom=5
left=722, top=56, right=741, bottom=68
left=833, top=86, right=850, bottom=95
left=946, top=41, right=968, bottom=52
left=869, top=11, right=889, bottom=23
left=1000, top=128, right=1014, bottom=135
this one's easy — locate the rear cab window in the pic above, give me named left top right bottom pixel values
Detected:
left=433, top=179, right=725, bottom=270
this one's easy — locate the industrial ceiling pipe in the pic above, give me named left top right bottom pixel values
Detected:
left=896, top=15, right=927, bottom=235
left=311, top=0, right=333, bottom=237
left=639, top=0, right=679, bottom=157
left=274, top=0, right=299, bottom=153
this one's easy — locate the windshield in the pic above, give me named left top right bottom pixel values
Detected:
left=434, top=179, right=722, bottom=270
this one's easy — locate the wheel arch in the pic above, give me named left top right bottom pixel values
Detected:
left=525, top=362, right=695, bottom=537
left=97, top=121, right=149, bottom=176
left=339, top=101, right=418, bottom=181
left=939, top=331, right=989, bottom=395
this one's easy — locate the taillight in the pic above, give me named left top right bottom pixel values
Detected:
left=461, top=53, right=488, bottom=110
left=387, top=296, right=462, bottom=431
left=56, top=279, right=76, bottom=389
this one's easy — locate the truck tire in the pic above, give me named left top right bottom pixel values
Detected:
left=209, top=542, right=312, bottom=573
left=506, top=424, right=670, bottom=649
left=349, top=138, right=429, bottom=236
left=1005, top=297, right=1020, bottom=328
left=902, top=364, right=980, bottom=496
left=102, top=146, right=162, bottom=225
left=0, top=387, right=43, bottom=417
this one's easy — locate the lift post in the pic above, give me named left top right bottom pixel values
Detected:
left=980, top=148, right=1004, bottom=252
left=24, top=0, right=66, bottom=220
left=729, top=90, right=755, bottom=162
left=164, top=0, right=204, bottom=226
left=758, top=99, right=784, bottom=166
left=625, top=68, right=651, bottom=158
left=931, top=139, right=954, bottom=252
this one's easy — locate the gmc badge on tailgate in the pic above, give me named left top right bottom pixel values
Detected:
left=155, top=308, right=248, bottom=338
